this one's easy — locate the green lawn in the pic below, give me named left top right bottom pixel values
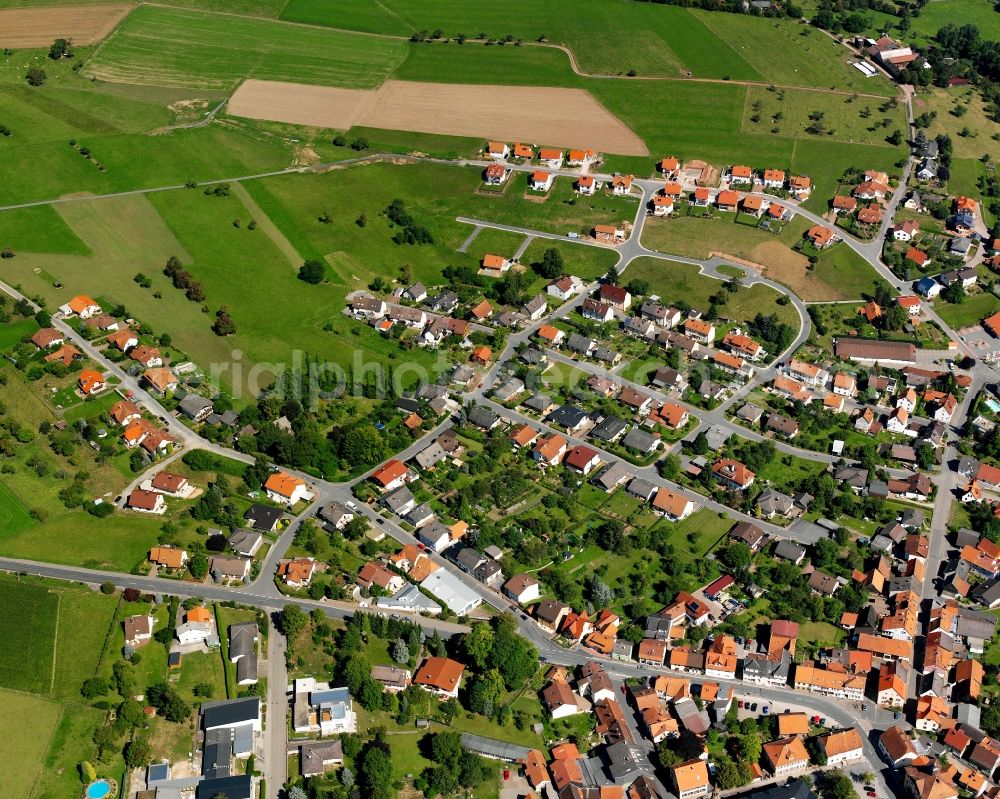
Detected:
left=519, top=238, right=618, bottom=291
left=811, top=240, right=892, bottom=302
left=754, top=447, right=828, bottom=489
left=0, top=361, right=204, bottom=572
left=0, top=480, right=35, bottom=536
left=84, top=5, right=408, bottom=90
left=798, top=620, right=845, bottom=649
left=904, top=0, right=1000, bottom=43
left=654, top=509, right=733, bottom=566
left=935, top=291, right=1000, bottom=330
left=919, top=86, right=1000, bottom=163
left=622, top=257, right=800, bottom=331
left=0, top=690, right=63, bottom=798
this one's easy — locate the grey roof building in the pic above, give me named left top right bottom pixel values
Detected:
left=467, top=405, right=500, bottom=430
left=774, top=539, right=806, bottom=564
left=318, top=501, right=353, bottom=530
left=178, top=394, right=214, bottom=422
left=622, top=427, right=659, bottom=453
left=414, top=441, right=448, bottom=470
left=548, top=404, right=589, bottom=430
left=227, top=529, right=263, bottom=557
left=593, top=461, right=633, bottom=492
left=244, top=504, right=283, bottom=532
left=406, top=503, right=435, bottom=527
left=300, top=740, right=343, bottom=778
left=381, top=486, right=416, bottom=515
left=627, top=477, right=657, bottom=501
left=590, top=415, right=628, bottom=442
left=523, top=393, right=554, bottom=413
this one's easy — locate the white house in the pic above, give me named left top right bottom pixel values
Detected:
left=547, top=275, right=583, bottom=301
left=124, top=615, right=155, bottom=648
left=60, top=294, right=101, bottom=319
left=503, top=574, right=541, bottom=604
left=530, top=171, right=555, bottom=192
left=293, top=678, right=357, bottom=735
left=176, top=621, right=213, bottom=645
left=543, top=681, right=583, bottom=719
left=887, top=408, right=910, bottom=434
left=486, top=141, right=509, bottom=160
left=818, top=730, right=864, bottom=767
left=264, top=472, right=312, bottom=506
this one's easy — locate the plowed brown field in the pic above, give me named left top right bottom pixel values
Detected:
left=228, top=78, right=649, bottom=156
left=0, top=4, right=132, bottom=48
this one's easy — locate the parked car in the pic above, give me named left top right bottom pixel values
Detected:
left=750, top=703, right=758, bottom=712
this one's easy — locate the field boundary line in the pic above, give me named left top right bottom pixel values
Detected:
left=27, top=701, right=64, bottom=799
left=49, top=591, right=60, bottom=697
left=374, top=0, right=416, bottom=34
left=79, top=3, right=135, bottom=77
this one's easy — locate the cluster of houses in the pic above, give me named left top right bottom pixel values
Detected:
left=526, top=660, right=663, bottom=797
left=145, top=502, right=289, bottom=583
left=528, top=650, right=864, bottom=798
left=762, top=356, right=962, bottom=475
left=125, top=468, right=191, bottom=514
left=645, top=159, right=808, bottom=222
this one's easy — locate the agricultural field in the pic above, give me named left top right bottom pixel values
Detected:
left=228, top=78, right=648, bottom=155
left=278, top=0, right=895, bottom=90
left=0, top=575, right=123, bottom=798
left=84, top=5, right=408, bottom=90
left=0, top=4, right=130, bottom=48
left=622, top=257, right=801, bottom=331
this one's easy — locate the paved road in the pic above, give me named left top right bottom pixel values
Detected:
left=0, top=556, right=471, bottom=636
left=264, top=616, right=288, bottom=799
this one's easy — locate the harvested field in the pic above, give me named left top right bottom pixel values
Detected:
left=228, top=80, right=378, bottom=130
left=228, top=78, right=649, bottom=156
left=0, top=4, right=131, bottom=48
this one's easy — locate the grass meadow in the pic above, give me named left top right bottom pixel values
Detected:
left=84, top=5, right=408, bottom=90
left=742, top=85, right=908, bottom=146
left=279, top=0, right=891, bottom=90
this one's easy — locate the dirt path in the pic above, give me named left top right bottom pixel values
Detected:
left=230, top=181, right=303, bottom=268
